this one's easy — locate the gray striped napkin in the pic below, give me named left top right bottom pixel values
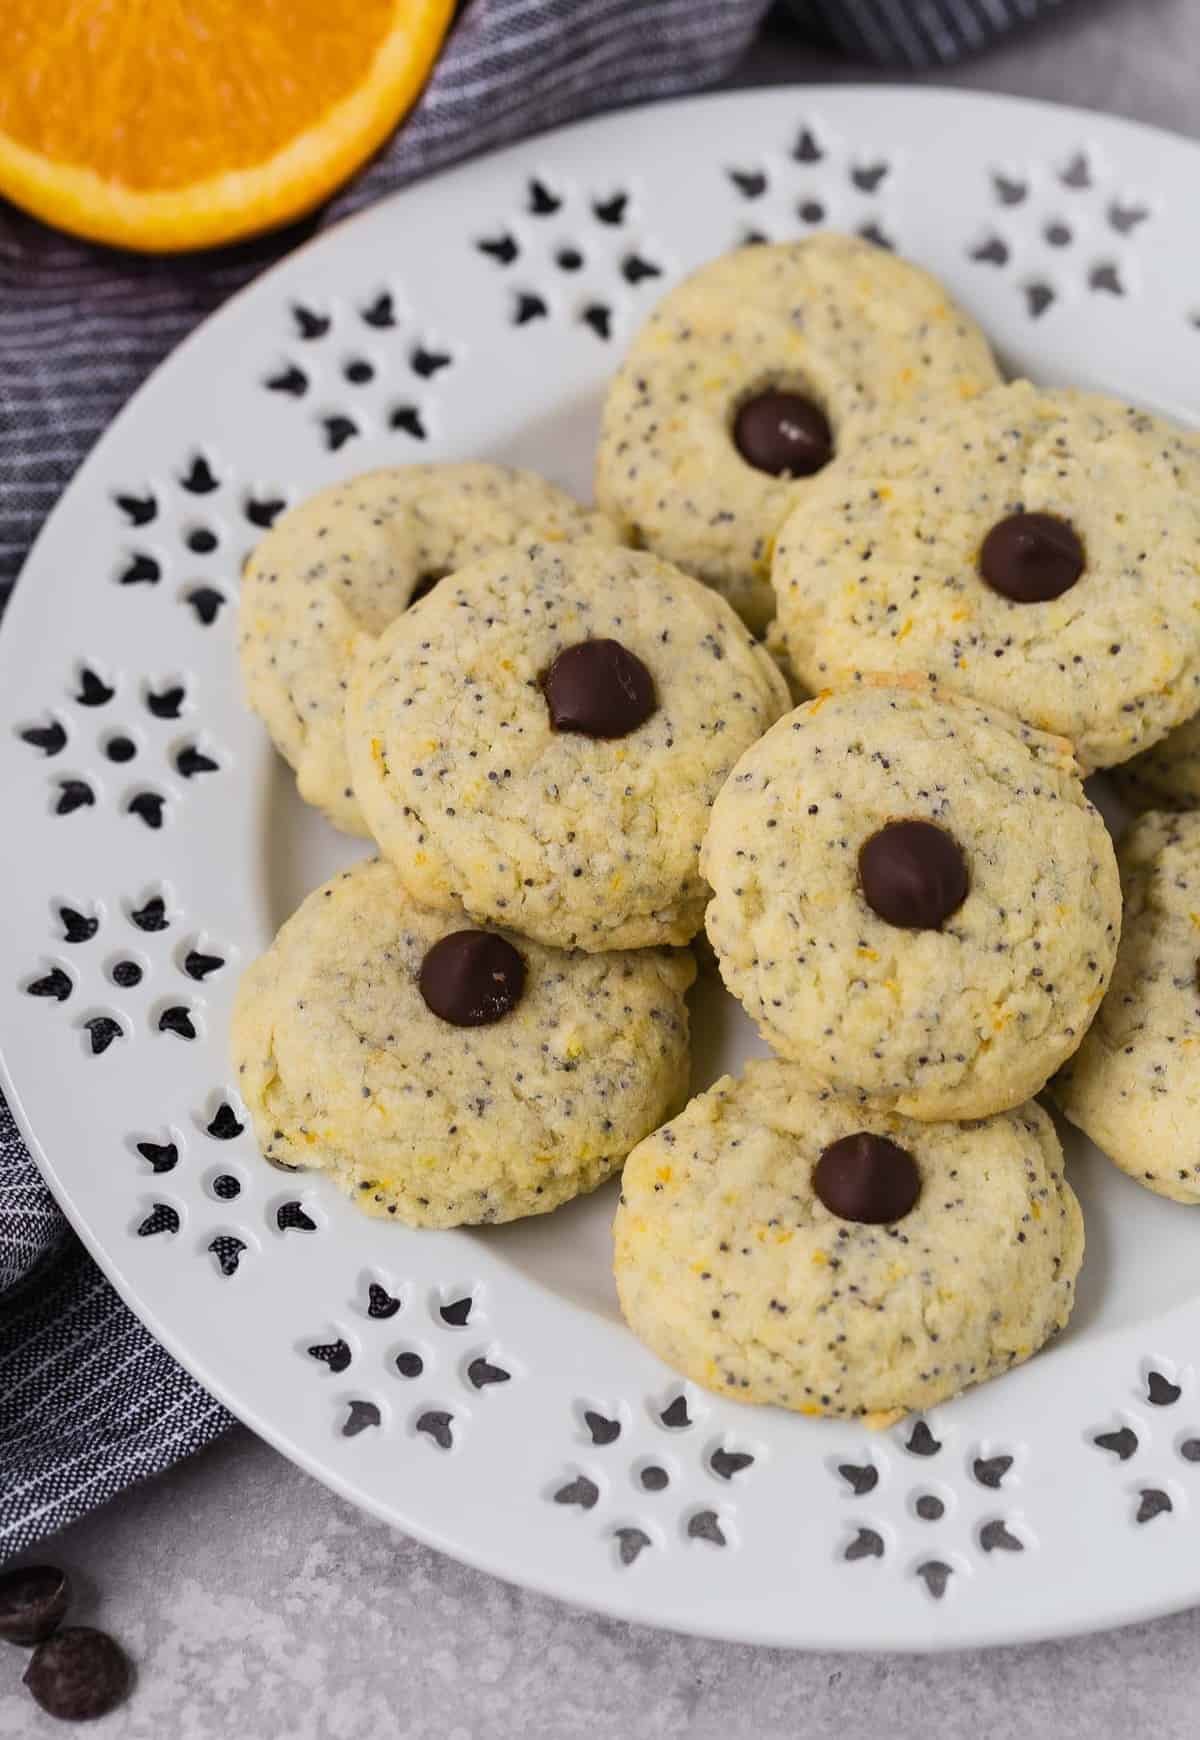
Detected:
left=0, top=0, right=1063, bottom=1559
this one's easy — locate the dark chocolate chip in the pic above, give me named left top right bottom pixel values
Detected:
left=127, top=791, right=165, bottom=829
left=186, top=527, right=218, bottom=553
left=130, top=896, right=168, bottom=931
left=858, top=819, right=968, bottom=931
left=814, top=1132, right=920, bottom=1225
left=660, top=1395, right=691, bottom=1430
left=915, top=1494, right=944, bottom=1521
left=733, top=390, right=832, bottom=477
left=112, top=960, right=141, bottom=988
left=292, top=305, right=329, bottom=340
left=439, top=1297, right=472, bottom=1327
left=477, top=234, right=518, bottom=265
left=0, top=1564, right=70, bottom=1645
left=640, top=1465, right=669, bottom=1491
left=543, top=639, right=656, bottom=738
left=245, top=496, right=285, bottom=529
left=837, top=1462, right=878, bottom=1496
left=395, top=1351, right=424, bottom=1378
left=212, top=1174, right=240, bottom=1201
left=24, top=1627, right=131, bottom=1721
left=105, top=735, right=136, bottom=763
left=420, top=931, right=525, bottom=1027
left=979, top=512, right=1084, bottom=603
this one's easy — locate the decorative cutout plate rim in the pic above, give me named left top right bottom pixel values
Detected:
left=2, top=87, right=1200, bottom=1652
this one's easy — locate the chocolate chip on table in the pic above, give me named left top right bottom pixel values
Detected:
left=24, top=1626, right=131, bottom=1721
left=858, top=819, right=968, bottom=931
left=979, top=511, right=1085, bottom=603
left=733, top=390, right=832, bottom=477
left=0, top=1565, right=70, bottom=1646
left=419, top=931, right=526, bottom=1027
left=814, top=1132, right=921, bottom=1225
left=542, top=639, right=656, bottom=738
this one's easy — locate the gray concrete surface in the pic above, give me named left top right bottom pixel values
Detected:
left=4, top=3, right=1200, bottom=1734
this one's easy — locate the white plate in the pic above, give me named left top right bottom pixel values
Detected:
left=2, top=87, right=1199, bottom=1652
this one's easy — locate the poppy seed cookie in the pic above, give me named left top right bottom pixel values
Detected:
left=701, top=682, right=1121, bottom=1119
left=238, top=464, right=623, bottom=833
left=1053, top=810, right=1200, bottom=1203
left=232, top=858, right=695, bottom=1227
left=595, top=233, right=999, bottom=631
left=769, top=382, right=1200, bottom=771
left=346, top=542, right=790, bottom=950
left=613, top=1061, right=1083, bottom=1419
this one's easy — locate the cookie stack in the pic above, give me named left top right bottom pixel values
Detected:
left=233, top=231, right=1200, bottom=1424
left=232, top=465, right=788, bottom=1226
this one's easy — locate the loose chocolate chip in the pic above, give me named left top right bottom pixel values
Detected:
left=858, top=819, right=968, bottom=931
left=814, top=1132, right=920, bottom=1225
left=419, top=931, right=525, bottom=1027
left=543, top=639, right=656, bottom=738
left=24, top=1627, right=131, bottom=1721
left=0, top=1565, right=70, bottom=1645
left=733, top=390, right=832, bottom=477
left=979, top=512, right=1085, bottom=603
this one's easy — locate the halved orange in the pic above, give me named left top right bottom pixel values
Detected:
left=0, top=0, right=454, bottom=252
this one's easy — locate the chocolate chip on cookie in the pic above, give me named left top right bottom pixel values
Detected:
left=543, top=639, right=657, bottom=738
left=733, top=390, right=832, bottom=478
left=858, top=820, right=968, bottom=931
left=979, top=511, right=1084, bottom=603
left=419, top=931, right=526, bottom=1027
left=814, top=1131, right=921, bottom=1224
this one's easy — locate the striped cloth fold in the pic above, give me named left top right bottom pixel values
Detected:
left=0, top=0, right=1064, bottom=1559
